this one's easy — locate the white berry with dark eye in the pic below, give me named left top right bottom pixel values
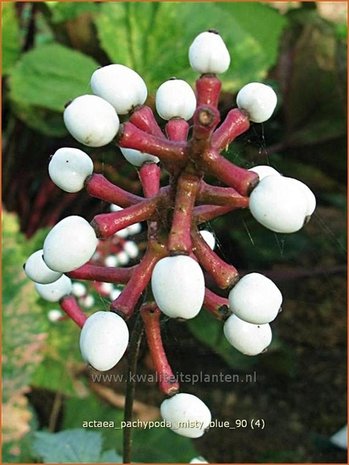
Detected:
left=160, top=393, right=211, bottom=438
left=224, top=314, right=272, bottom=356
left=91, top=64, right=147, bottom=115
left=80, top=311, right=129, bottom=371
left=24, top=249, right=62, bottom=284
left=49, top=147, right=93, bottom=193
left=35, top=274, right=72, bottom=302
left=155, top=79, right=197, bottom=121
left=249, top=175, right=315, bottom=233
left=249, top=165, right=280, bottom=181
left=236, top=82, right=277, bottom=123
left=229, top=273, right=282, bottom=324
left=151, top=255, right=205, bottom=319
left=189, top=30, right=231, bottom=74
left=63, top=95, right=119, bottom=147
left=120, top=148, right=159, bottom=167
left=43, top=215, right=98, bottom=272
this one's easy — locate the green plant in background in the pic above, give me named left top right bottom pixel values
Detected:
left=2, top=2, right=346, bottom=464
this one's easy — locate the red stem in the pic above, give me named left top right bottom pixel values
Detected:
left=193, top=204, right=240, bottom=224
left=117, top=122, right=187, bottom=165
left=192, top=228, right=239, bottom=289
left=212, top=108, right=250, bottom=151
left=204, top=288, right=231, bottom=320
left=197, top=181, right=249, bottom=207
left=86, top=173, right=143, bottom=207
left=59, top=295, right=87, bottom=328
left=165, top=119, right=190, bottom=141
left=129, top=105, right=165, bottom=139
left=195, top=74, right=222, bottom=107
left=110, top=243, right=167, bottom=318
left=67, top=264, right=134, bottom=283
left=201, top=148, right=259, bottom=196
left=190, top=105, right=220, bottom=158
left=91, top=198, right=159, bottom=238
left=168, top=173, right=200, bottom=254
left=140, top=304, right=179, bottom=396
left=138, top=163, right=161, bottom=198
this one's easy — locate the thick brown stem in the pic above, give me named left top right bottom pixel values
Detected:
left=59, top=295, right=87, bottom=328
left=67, top=264, right=134, bottom=284
left=189, top=105, right=220, bottom=162
left=192, top=228, right=239, bottom=289
left=212, top=108, right=250, bottom=151
left=85, top=173, right=143, bottom=207
left=141, top=304, right=179, bottom=396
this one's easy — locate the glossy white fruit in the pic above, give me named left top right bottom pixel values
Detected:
left=35, top=274, right=72, bottom=302
left=160, top=393, right=211, bottom=438
left=43, top=216, right=98, bottom=272
left=47, top=309, right=63, bottom=322
left=105, top=255, right=119, bottom=267
left=127, top=223, right=142, bottom=235
left=155, top=79, right=196, bottom=121
left=124, top=241, right=139, bottom=259
left=110, top=288, right=122, bottom=301
left=151, top=256, right=205, bottom=319
left=99, top=282, right=113, bottom=295
left=80, top=311, right=129, bottom=371
left=189, top=30, right=230, bottom=74
left=287, top=178, right=316, bottom=216
left=90, top=64, right=147, bottom=114
left=48, top=147, right=93, bottom=193
left=248, top=165, right=280, bottom=181
left=24, top=249, right=62, bottom=284
left=120, top=147, right=159, bottom=167
left=229, top=273, right=282, bottom=324
left=224, top=314, right=272, bottom=355
left=199, top=230, right=216, bottom=250
left=63, top=95, right=119, bottom=147
left=72, top=282, right=87, bottom=298
left=236, top=82, right=277, bottom=123
left=249, top=175, right=312, bottom=233
left=110, top=204, right=123, bottom=212
left=81, top=295, right=95, bottom=308
left=190, top=457, right=208, bottom=464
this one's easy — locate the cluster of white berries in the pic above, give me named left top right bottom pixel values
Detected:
left=23, top=29, right=317, bottom=441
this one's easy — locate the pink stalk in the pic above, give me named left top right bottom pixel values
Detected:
left=129, top=105, right=165, bottom=139
left=86, top=173, right=143, bottom=207
left=190, top=105, right=220, bottom=158
left=165, top=119, right=190, bottom=141
left=117, top=122, right=187, bottom=165
left=67, top=264, right=134, bottom=284
left=91, top=198, right=159, bottom=239
left=204, top=288, right=231, bottom=320
left=195, top=74, right=222, bottom=107
left=168, top=173, right=200, bottom=254
left=201, top=149, right=259, bottom=196
left=110, top=245, right=166, bottom=319
left=191, top=228, right=239, bottom=289
left=212, top=108, right=250, bottom=151
left=193, top=204, right=241, bottom=224
left=139, top=163, right=161, bottom=198
left=197, top=181, right=249, bottom=207
left=140, top=304, right=179, bottom=396
left=59, top=295, right=87, bottom=328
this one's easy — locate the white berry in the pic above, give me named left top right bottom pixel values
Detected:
left=24, top=249, right=62, bottom=284
left=190, top=458, right=208, bottom=464
left=189, top=30, right=230, bottom=74
left=224, top=314, right=272, bottom=355
left=48, top=147, right=93, bottom=193
left=248, top=165, right=280, bottom=181
left=72, top=282, right=87, bottom=298
left=229, top=273, right=282, bottom=324
left=160, top=393, right=211, bottom=438
left=124, top=241, right=139, bottom=259
left=236, top=82, right=277, bottom=123
left=35, top=274, right=72, bottom=302
left=199, top=230, right=216, bottom=250
left=120, top=147, right=159, bottom=167
left=80, top=311, right=129, bottom=371
left=116, top=251, right=129, bottom=265
left=47, top=309, right=63, bottom=322
left=155, top=79, right=196, bottom=121
left=249, top=175, right=313, bottom=233
left=43, top=216, right=98, bottom=272
left=127, top=223, right=142, bottom=235
left=287, top=178, right=316, bottom=216
left=151, top=256, right=205, bottom=319
left=91, top=64, right=147, bottom=114
left=105, top=255, right=119, bottom=267
left=63, top=95, right=119, bottom=147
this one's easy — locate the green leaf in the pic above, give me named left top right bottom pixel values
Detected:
left=33, top=429, right=103, bottom=463
left=9, top=43, right=99, bottom=112
left=100, top=449, right=122, bottom=463
left=2, top=2, right=22, bottom=75
left=45, top=2, right=98, bottom=24
left=95, top=2, right=286, bottom=92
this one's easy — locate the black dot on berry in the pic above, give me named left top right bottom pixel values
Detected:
left=257, top=325, right=260, bottom=328
left=208, top=28, right=219, bottom=35
left=64, top=100, right=73, bottom=109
